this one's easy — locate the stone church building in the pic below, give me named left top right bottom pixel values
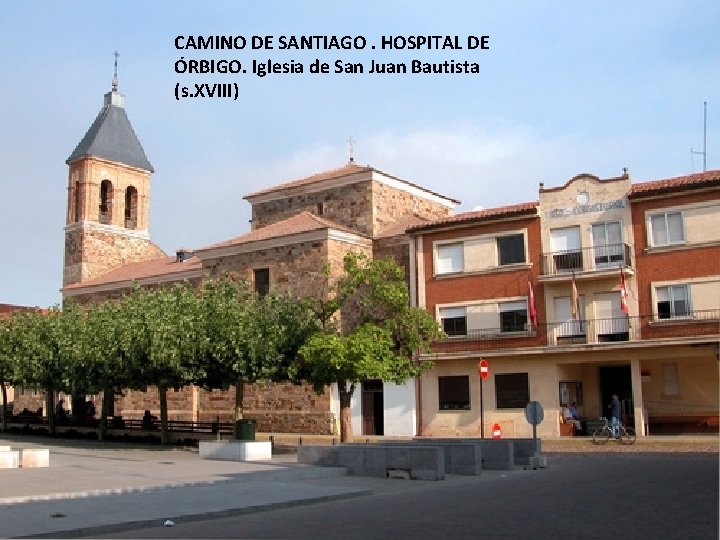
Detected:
left=35, top=77, right=459, bottom=435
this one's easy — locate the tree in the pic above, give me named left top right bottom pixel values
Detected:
left=120, top=284, right=205, bottom=444
left=299, top=253, right=443, bottom=442
left=199, top=277, right=319, bottom=439
left=9, top=307, right=77, bottom=435
left=0, top=316, right=17, bottom=431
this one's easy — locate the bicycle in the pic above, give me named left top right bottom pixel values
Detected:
left=592, top=417, right=636, bottom=445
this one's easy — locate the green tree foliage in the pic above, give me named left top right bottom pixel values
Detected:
left=199, top=277, right=319, bottom=438
left=122, top=284, right=206, bottom=444
left=299, top=253, right=442, bottom=442
left=8, top=307, right=76, bottom=435
left=0, top=316, right=17, bottom=431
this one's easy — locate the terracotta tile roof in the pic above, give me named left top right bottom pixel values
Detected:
left=195, top=211, right=365, bottom=253
left=245, top=162, right=373, bottom=199
left=375, top=214, right=433, bottom=239
left=407, top=202, right=539, bottom=233
left=628, top=169, right=720, bottom=199
left=62, top=256, right=203, bottom=291
left=244, top=161, right=461, bottom=204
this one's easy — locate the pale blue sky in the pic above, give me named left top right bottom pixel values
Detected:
left=1, top=1, right=718, bottom=307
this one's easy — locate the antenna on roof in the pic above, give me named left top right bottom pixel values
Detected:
left=346, top=135, right=356, bottom=163
left=112, top=51, right=120, bottom=92
left=690, top=101, right=707, bottom=172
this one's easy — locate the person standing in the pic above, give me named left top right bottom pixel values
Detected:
left=609, top=394, right=622, bottom=437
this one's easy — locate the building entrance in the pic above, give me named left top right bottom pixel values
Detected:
left=598, top=365, right=634, bottom=427
left=362, top=380, right=384, bottom=436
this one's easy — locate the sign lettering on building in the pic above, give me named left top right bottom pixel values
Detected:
left=546, top=198, right=625, bottom=219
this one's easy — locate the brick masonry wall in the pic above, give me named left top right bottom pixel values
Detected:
left=630, top=189, right=720, bottom=335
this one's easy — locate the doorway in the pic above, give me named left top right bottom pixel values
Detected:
left=598, top=365, right=633, bottom=427
left=362, top=380, right=384, bottom=436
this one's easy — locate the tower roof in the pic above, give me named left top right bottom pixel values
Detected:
left=66, top=89, right=154, bottom=172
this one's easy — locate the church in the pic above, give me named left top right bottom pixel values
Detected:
left=52, top=73, right=459, bottom=436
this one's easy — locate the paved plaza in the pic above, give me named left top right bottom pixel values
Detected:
left=0, top=434, right=717, bottom=539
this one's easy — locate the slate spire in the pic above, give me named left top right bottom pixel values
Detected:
left=66, top=57, right=153, bottom=172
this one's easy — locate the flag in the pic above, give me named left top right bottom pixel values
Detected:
left=620, top=267, right=629, bottom=314
left=571, top=271, right=579, bottom=320
left=528, top=279, right=537, bottom=327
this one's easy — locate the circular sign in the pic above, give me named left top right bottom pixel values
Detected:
left=524, top=401, right=544, bottom=425
left=477, top=359, right=489, bottom=380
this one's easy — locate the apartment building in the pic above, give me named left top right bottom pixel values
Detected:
left=410, top=171, right=719, bottom=438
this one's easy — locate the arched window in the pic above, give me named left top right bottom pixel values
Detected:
left=125, top=186, right=138, bottom=228
left=99, top=180, right=112, bottom=224
left=73, top=180, right=81, bottom=222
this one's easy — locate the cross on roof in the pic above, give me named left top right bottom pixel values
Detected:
left=347, top=135, right=356, bottom=162
left=112, top=51, right=120, bottom=91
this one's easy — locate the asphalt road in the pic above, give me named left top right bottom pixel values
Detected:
left=97, top=452, right=719, bottom=540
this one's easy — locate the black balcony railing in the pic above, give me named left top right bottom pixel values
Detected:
left=433, top=309, right=720, bottom=354
left=541, top=243, right=632, bottom=275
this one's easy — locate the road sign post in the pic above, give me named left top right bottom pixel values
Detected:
left=478, top=360, right=489, bottom=438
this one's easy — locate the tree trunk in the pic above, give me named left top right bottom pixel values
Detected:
left=338, top=380, right=355, bottom=443
left=1, top=382, right=7, bottom=431
left=158, top=385, right=169, bottom=445
left=46, top=387, right=55, bottom=435
left=98, top=388, right=111, bottom=441
left=233, top=381, right=245, bottom=440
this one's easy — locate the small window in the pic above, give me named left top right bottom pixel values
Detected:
left=99, top=179, right=112, bottom=224
left=254, top=268, right=270, bottom=296
left=656, top=284, right=690, bottom=319
left=650, top=212, right=685, bottom=246
left=125, top=186, right=138, bottom=228
left=316, top=202, right=325, bottom=215
left=439, top=307, right=467, bottom=336
left=496, top=373, right=530, bottom=409
left=499, top=301, right=527, bottom=332
left=497, top=234, right=525, bottom=265
left=438, top=376, right=470, bottom=410
left=436, top=243, right=463, bottom=274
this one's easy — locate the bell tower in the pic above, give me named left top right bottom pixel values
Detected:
left=63, top=58, right=164, bottom=288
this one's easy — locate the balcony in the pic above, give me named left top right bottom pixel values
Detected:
left=541, top=243, right=632, bottom=276
left=432, top=309, right=719, bottom=354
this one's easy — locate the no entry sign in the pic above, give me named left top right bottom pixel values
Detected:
left=478, top=359, right=489, bottom=380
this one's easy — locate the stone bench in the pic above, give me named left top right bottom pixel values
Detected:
left=20, top=448, right=50, bottom=468
left=0, top=450, right=20, bottom=468
left=414, top=438, right=522, bottom=470
left=298, top=444, right=445, bottom=480
left=199, top=440, right=272, bottom=461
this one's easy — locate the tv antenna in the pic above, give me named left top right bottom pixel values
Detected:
left=690, top=101, right=707, bottom=172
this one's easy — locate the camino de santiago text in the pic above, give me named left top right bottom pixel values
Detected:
left=173, top=34, right=490, bottom=99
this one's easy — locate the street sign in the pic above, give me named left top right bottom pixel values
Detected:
left=525, top=401, right=544, bottom=425
left=478, top=359, right=489, bottom=380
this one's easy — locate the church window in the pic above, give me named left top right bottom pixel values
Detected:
left=125, top=186, right=138, bottom=229
left=99, top=180, right=113, bottom=224
left=254, top=268, right=270, bottom=296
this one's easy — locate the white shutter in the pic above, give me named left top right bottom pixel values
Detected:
left=436, top=243, right=463, bottom=274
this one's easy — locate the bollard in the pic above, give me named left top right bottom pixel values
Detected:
left=299, top=436, right=303, bottom=446
left=269, top=435, right=275, bottom=452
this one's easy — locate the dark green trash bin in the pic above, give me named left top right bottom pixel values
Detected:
left=234, top=419, right=256, bottom=440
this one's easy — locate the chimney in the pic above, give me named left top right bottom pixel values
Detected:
left=176, top=249, right=193, bottom=263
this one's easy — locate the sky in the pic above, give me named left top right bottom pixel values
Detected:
left=1, top=0, right=718, bottom=308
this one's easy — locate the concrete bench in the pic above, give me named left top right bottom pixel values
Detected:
left=298, top=444, right=445, bottom=480
left=20, top=448, right=50, bottom=468
left=0, top=450, right=20, bottom=469
left=415, top=438, right=519, bottom=470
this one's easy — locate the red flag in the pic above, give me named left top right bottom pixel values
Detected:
left=571, top=271, right=579, bottom=320
left=528, top=280, right=537, bottom=327
left=620, top=268, right=629, bottom=314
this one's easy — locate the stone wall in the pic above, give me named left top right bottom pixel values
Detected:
left=63, top=224, right=165, bottom=287
left=371, top=181, right=453, bottom=237
left=251, top=182, right=375, bottom=236
left=373, top=236, right=411, bottom=284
